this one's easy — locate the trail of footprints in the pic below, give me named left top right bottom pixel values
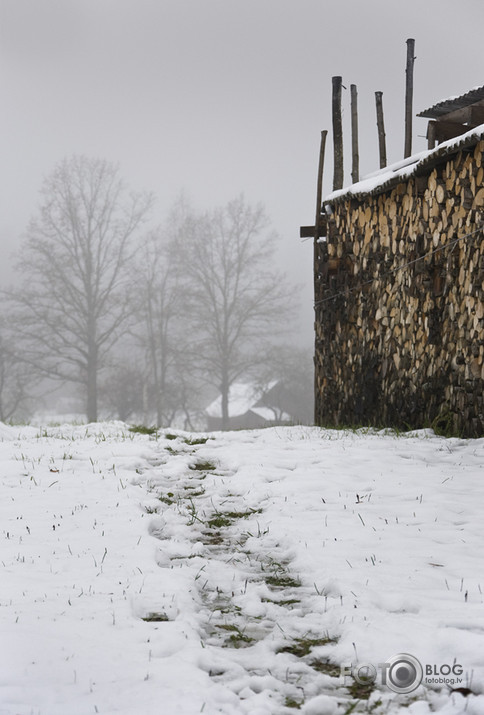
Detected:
left=139, top=436, right=366, bottom=713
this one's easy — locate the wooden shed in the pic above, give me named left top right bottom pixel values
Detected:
left=419, top=85, right=484, bottom=149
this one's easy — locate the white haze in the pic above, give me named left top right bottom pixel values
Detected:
left=1, top=0, right=483, bottom=342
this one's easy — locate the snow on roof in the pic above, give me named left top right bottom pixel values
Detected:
left=324, top=122, right=484, bottom=206
left=418, top=85, right=484, bottom=119
left=205, top=381, right=278, bottom=419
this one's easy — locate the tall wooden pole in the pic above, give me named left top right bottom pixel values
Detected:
left=332, top=76, right=344, bottom=190
left=404, top=38, right=416, bottom=158
left=350, top=84, right=359, bottom=184
left=315, top=130, right=328, bottom=231
left=375, top=91, right=387, bottom=169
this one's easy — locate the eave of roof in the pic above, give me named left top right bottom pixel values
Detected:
left=324, top=123, right=484, bottom=206
left=418, top=85, right=484, bottom=119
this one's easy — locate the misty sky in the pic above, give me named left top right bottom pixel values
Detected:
left=1, top=0, right=483, bottom=342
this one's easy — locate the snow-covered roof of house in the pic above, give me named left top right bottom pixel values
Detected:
left=418, top=85, right=484, bottom=119
left=205, top=381, right=278, bottom=419
left=324, top=122, right=484, bottom=206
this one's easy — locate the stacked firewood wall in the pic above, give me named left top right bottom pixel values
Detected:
left=315, top=140, right=484, bottom=437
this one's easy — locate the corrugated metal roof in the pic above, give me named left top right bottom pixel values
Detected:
left=418, top=85, right=484, bottom=118
left=324, top=124, right=484, bottom=206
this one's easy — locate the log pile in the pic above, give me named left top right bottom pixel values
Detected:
left=315, top=139, right=484, bottom=437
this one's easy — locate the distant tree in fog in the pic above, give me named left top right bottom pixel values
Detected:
left=100, top=359, right=146, bottom=422
left=10, top=155, right=152, bottom=422
left=134, top=199, right=205, bottom=428
left=175, top=195, right=295, bottom=430
left=0, top=329, right=36, bottom=421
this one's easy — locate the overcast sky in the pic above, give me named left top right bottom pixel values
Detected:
left=1, top=0, right=483, bottom=341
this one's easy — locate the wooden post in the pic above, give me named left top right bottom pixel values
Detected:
left=427, top=121, right=437, bottom=150
left=332, top=76, right=344, bottom=190
left=299, top=130, right=328, bottom=240
left=315, top=130, right=328, bottom=231
left=350, top=84, right=359, bottom=184
left=375, top=91, right=387, bottom=169
left=404, top=38, right=416, bottom=158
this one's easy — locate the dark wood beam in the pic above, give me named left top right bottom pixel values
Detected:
left=300, top=217, right=327, bottom=239
left=433, top=119, right=474, bottom=144
left=404, top=38, right=416, bottom=158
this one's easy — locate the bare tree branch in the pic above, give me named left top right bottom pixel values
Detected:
left=173, top=195, right=297, bottom=429
left=8, top=155, right=152, bottom=421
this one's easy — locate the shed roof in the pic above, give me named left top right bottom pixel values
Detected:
left=324, top=123, right=484, bottom=206
left=418, top=85, right=484, bottom=119
left=205, top=381, right=278, bottom=419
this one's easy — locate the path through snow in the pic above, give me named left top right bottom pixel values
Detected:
left=1, top=423, right=483, bottom=714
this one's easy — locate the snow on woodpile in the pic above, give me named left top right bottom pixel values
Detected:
left=324, top=122, right=484, bottom=205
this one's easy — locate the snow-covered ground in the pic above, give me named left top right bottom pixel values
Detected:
left=1, top=422, right=483, bottom=715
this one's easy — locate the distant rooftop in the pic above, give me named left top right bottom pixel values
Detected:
left=418, top=85, right=484, bottom=119
left=205, top=381, right=278, bottom=419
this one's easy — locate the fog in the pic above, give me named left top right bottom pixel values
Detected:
left=0, top=0, right=483, bottom=423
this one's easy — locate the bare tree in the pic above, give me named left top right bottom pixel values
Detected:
left=176, top=195, right=294, bottom=430
left=10, top=155, right=152, bottom=422
left=135, top=197, right=206, bottom=428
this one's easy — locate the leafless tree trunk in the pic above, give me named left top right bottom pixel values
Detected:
left=9, top=155, right=152, bottom=422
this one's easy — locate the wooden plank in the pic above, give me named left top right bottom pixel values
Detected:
left=300, top=217, right=327, bottom=238
left=470, top=105, right=484, bottom=125
left=301, top=226, right=317, bottom=238
left=434, top=120, right=471, bottom=143
left=432, top=103, right=484, bottom=125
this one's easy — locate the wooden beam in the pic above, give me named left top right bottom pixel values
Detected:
left=351, top=84, right=359, bottom=183
left=431, top=102, right=484, bottom=125
left=301, top=226, right=317, bottom=238
left=332, top=76, right=344, bottom=190
left=433, top=119, right=474, bottom=143
left=375, top=91, right=387, bottom=169
left=300, top=219, right=327, bottom=239
left=470, top=105, right=484, bottom=125
left=404, top=38, right=416, bottom=158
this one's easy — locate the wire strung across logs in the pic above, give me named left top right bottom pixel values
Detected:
left=313, top=224, right=484, bottom=310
